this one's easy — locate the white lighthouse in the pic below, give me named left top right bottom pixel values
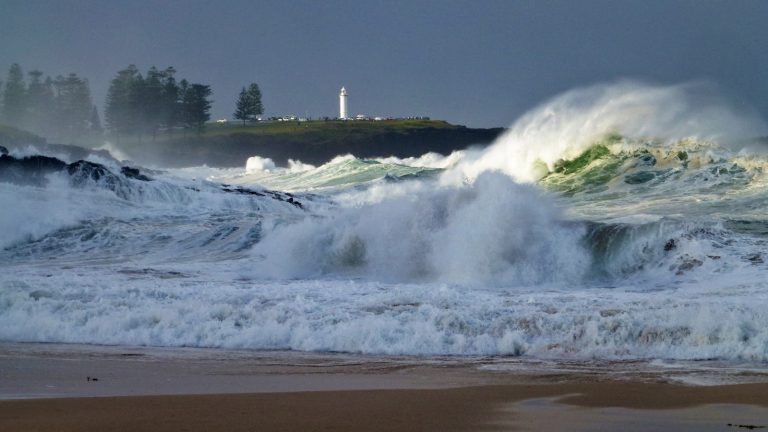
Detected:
left=339, top=86, right=348, bottom=119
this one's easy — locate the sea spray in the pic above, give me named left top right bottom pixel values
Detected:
left=2, top=81, right=768, bottom=360
left=250, top=172, right=590, bottom=285
left=447, top=81, right=766, bottom=184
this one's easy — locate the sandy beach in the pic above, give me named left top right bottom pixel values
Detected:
left=1, top=343, right=767, bottom=431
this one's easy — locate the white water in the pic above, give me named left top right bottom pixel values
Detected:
left=1, top=81, right=767, bottom=361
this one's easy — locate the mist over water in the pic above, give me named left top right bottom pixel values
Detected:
left=250, top=172, right=589, bottom=286
left=2, top=82, right=768, bottom=360
left=451, top=81, right=767, bottom=183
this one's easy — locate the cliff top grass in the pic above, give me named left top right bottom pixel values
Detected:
left=201, top=119, right=463, bottom=138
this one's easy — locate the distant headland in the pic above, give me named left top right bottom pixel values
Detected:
left=111, top=119, right=505, bottom=168
left=0, top=63, right=505, bottom=168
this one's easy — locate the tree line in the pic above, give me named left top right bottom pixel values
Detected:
left=0, top=63, right=100, bottom=141
left=2, top=62, right=265, bottom=142
left=105, top=65, right=214, bottom=140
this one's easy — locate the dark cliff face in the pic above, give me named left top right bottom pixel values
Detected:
left=120, top=126, right=505, bottom=168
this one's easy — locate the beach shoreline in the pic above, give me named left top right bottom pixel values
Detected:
left=1, top=342, right=767, bottom=431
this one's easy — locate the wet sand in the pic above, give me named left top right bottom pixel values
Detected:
left=1, top=343, right=767, bottom=431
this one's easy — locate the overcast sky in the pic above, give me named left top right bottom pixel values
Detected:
left=1, top=0, right=767, bottom=127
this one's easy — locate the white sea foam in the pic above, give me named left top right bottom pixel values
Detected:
left=374, top=151, right=466, bottom=169
left=1, top=81, right=767, bottom=361
left=447, top=81, right=767, bottom=184
left=2, top=263, right=767, bottom=358
left=250, top=172, right=589, bottom=286
left=245, top=155, right=278, bottom=173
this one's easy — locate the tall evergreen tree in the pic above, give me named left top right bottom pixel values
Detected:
left=105, top=65, right=141, bottom=137
left=247, top=83, right=263, bottom=117
left=234, top=83, right=263, bottom=124
left=181, top=83, right=212, bottom=132
left=177, top=79, right=190, bottom=135
left=53, top=73, right=93, bottom=139
left=2, top=64, right=27, bottom=126
left=233, top=87, right=250, bottom=124
left=25, top=70, right=54, bottom=134
left=159, top=67, right=179, bottom=131
left=143, top=66, right=164, bottom=137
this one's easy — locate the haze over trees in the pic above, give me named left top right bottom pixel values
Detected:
left=233, top=83, right=263, bottom=124
left=105, top=65, right=213, bottom=140
left=0, top=63, right=98, bottom=142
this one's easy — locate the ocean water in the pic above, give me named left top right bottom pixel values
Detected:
left=1, top=81, right=767, bottom=361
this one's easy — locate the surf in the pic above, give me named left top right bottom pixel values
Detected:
left=1, top=81, right=767, bottom=360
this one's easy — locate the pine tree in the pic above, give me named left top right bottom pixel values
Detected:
left=233, top=83, right=264, bottom=124
left=52, top=73, right=94, bottom=139
left=159, top=67, right=179, bottom=131
left=233, top=87, right=250, bottom=124
left=177, top=79, right=190, bottom=135
left=25, top=70, right=54, bottom=134
left=247, top=83, right=263, bottom=117
left=181, top=83, right=212, bottom=132
left=143, top=66, right=164, bottom=138
left=105, top=65, right=141, bottom=138
left=2, top=64, right=27, bottom=126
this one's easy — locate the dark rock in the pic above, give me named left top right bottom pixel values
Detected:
left=286, top=196, right=303, bottom=209
left=220, top=185, right=304, bottom=209
left=727, top=423, right=766, bottom=429
left=676, top=257, right=703, bottom=274
left=664, top=239, right=676, bottom=252
left=120, top=166, right=151, bottom=181
left=746, top=254, right=764, bottom=264
left=0, top=154, right=67, bottom=186
left=67, top=160, right=137, bottom=200
left=67, top=160, right=119, bottom=184
left=221, top=186, right=265, bottom=196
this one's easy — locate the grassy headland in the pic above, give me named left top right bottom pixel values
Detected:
left=115, top=120, right=505, bottom=168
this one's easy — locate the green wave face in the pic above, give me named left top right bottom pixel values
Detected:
left=244, top=157, right=443, bottom=192
left=538, top=134, right=768, bottom=221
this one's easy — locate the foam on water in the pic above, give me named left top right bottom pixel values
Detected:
left=1, top=81, right=767, bottom=361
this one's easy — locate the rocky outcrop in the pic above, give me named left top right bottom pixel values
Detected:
left=120, top=166, right=152, bottom=181
left=220, top=184, right=304, bottom=209
left=0, top=154, right=67, bottom=186
left=0, top=154, right=151, bottom=190
left=0, top=152, right=306, bottom=209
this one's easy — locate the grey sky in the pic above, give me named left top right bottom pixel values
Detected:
left=1, top=0, right=766, bottom=128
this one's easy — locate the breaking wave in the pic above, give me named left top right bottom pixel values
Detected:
left=1, top=81, right=768, bottom=360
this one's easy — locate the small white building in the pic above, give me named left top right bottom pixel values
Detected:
left=339, top=87, right=348, bottom=119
